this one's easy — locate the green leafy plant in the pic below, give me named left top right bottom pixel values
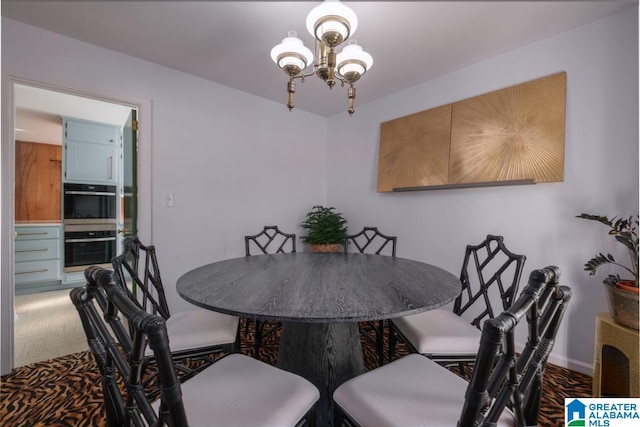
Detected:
left=576, top=213, right=639, bottom=287
left=300, top=205, right=348, bottom=245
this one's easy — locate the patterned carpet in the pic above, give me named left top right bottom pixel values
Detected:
left=1, top=319, right=592, bottom=426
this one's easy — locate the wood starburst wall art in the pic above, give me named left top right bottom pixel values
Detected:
left=376, top=72, right=566, bottom=192
left=377, top=105, right=452, bottom=192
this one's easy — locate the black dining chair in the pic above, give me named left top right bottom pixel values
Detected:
left=110, top=237, right=240, bottom=383
left=389, top=234, right=526, bottom=368
left=71, top=266, right=319, bottom=427
left=344, top=226, right=397, bottom=366
left=334, top=266, right=571, bottom=427
left=244, top=225, right=296, bottom=359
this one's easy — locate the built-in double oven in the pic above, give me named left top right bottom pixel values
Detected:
left=63, top=183, right=117, bottom=272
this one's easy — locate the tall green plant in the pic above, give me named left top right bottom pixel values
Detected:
left=300, top=205, right=348, bottom=245
left=576, top=213, right=639, bottom=287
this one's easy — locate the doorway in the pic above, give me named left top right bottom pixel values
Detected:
left=1, top=78, right=152, bottom=374
left=14, top=84, right=135, bottom=367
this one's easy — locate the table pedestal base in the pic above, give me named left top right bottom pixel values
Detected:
left=277, top=322, right=365, bottom=427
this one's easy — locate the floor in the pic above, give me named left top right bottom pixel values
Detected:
left=1, top=316, right=593, bottom=427
left=13, top=288, right=88, bottom=368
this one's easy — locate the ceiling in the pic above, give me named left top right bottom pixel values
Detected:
left=2, top=1, right=637, bottom=117
left=13, top=85, right=133, bottom=145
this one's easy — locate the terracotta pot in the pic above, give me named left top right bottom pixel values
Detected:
left=616, top=280, right=640, bottom=294
left=604, top=279, right=639, bottom=330
left=309, top=244, right=341, bottom=253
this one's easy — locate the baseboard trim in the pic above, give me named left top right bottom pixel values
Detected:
left=547, top=352, right=593, bottom=376
left=515, top=342, right=593, bottom=376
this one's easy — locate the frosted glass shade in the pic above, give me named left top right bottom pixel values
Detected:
left=336, top=41, right=373, bottom=78
left=270, top=31, right=313, bottom=74
left=306, top=0, right=358, bottom=44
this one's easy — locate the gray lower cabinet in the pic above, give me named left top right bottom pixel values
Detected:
left=14, top=225, right=63, bottom=295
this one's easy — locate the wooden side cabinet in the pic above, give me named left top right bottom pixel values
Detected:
left=592, top=312, right=640, bottom=397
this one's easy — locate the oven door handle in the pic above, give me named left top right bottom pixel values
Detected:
left=65, top=237, right=116, bottom=243
left=64, top=190, right=116, bottom=196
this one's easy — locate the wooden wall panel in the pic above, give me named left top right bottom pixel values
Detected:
left=377, top=105, right=451, bottom=192
left=376, top=72, right=566, bottom=192
left=449, top=72, right=566, bottom=184
left=15, top=141, right=62, bottom=221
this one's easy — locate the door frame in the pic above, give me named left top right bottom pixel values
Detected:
left=1, top=71, right=152, bottom=375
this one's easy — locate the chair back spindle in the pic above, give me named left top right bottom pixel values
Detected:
left=453, top=235, right=526, bottom=329
left=245, top=225, right=296, bottom=256
left=344, top=226, right=397, bottom=256
left=109, top=237, right=240, bottom=388
left=112, top=237, right=170, bottom=320
left=458, top=266, right=571, bottom=426
left=71, top=267, right=172, bottom=426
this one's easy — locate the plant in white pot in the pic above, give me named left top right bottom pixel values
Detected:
left=577, top=213, right=639, bottom=329
left=300, top=205, right=348, bottom=253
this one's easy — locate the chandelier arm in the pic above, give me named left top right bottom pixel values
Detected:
left=297, top=70, right=316, bottom=79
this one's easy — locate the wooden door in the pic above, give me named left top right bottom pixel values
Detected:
left=121, top=110, right=137, bottom=238
left=15, top=141, right=62, bottom=221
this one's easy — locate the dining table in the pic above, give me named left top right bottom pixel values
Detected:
left=176, top=251, right=461, bottom=426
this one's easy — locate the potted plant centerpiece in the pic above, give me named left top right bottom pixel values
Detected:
left=300, top=205, right=348, bottom=253
left=577, top=213, right=639, bottom=329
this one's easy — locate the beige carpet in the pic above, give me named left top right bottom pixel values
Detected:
left=13, top=289, right=88, bottom=368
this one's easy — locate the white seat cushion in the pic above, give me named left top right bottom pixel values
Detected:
left=333, top=353, right=514, bottom=427
left=152, top=353, right=319, bottom=427
left=392, top=309, right=481, bottom=356
left=145, top=309, right=239, bottom=356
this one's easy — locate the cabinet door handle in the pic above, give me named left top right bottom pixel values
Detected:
left=109, top=156, right=113, bottom=180
left=16, top=248, right=48, bottom=253
left=16, top=269, right=48, bottom=275
left=16, top=232, right=49, bottom=237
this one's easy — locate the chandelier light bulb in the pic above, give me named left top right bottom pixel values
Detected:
left=270, top=31, right=314, bottom=76
left=306, top=0, right=358, bottom=47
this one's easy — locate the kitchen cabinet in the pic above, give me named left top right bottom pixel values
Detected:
left=63, top=117, right=120, bottom=184
left=14, top=225, right=63, bottom=295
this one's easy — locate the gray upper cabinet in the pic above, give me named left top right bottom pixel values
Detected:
left=63, top=117, right=120, bottom=184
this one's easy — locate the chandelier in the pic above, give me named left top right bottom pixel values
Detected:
left=270, top=0, right=373, bottom=115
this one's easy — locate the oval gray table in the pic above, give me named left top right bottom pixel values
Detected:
left=177, top=252, right=461, bottom=426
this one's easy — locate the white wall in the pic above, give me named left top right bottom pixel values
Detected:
left=326, top=7, right=639, bottom=373
left=1, top=18, right=327, bottom=374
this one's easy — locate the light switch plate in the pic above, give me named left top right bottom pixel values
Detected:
left=164, top=192, right=174, bottom=207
